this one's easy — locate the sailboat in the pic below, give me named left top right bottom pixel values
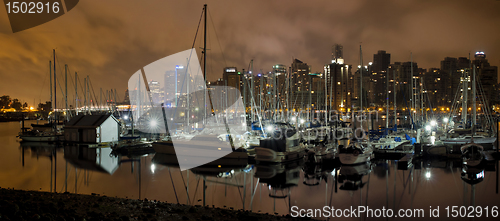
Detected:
left=337, top=45, right=373, bottom=165
left=458, top=65, right=489, bottom=167
left=443, top=63, right=496, bottom=145
left=18, top=49, right=63, bottom=142
left=254, top=122, right=306, bottom=163
left=147, top=5, right=249, bottom=170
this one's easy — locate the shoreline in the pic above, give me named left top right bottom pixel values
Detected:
left=0, top=187, right=303, bottom=221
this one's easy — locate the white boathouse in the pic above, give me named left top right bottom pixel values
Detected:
left=64, top=114, right=120, bottom=144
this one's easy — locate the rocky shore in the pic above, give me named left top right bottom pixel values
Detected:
left=0, top=187, right=304, bottom=221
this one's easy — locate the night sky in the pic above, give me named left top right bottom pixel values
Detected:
left=1, top=0, right=500, bottom=106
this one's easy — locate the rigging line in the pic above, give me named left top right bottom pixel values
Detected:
left=191, top=7, right=204, bottom=49
left=38, top=68, right=49, bottom=102
left=448, top=82, right=462, bottom=127
left=209, top=9, right=227, bottom=67
left=449, top=164, right=464, bottom=202
left=167, top=167, right=179, bottom=204
left=178, top=170, right=189, bottom=203
left=420, top=80, right=433, bottom=117
left=191, top=176, right=201, bottom=205
left=88, top=78, right=100, bottom=108
left=76, top=76, right=86, bottom=107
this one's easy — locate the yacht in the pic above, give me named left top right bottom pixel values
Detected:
left=254, top=122, right=306, bottom=163
left=337, top=139, right=373, bottom=165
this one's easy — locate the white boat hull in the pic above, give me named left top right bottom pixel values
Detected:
left=19, top=135, right=61, bottom=142
left=338, top=152, right=372, bottom=165
left=254, top=146, right=305, bottom=163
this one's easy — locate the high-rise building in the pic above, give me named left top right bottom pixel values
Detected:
left=372, top=50, right=390, bottom=73
left=291, top=59, right=311, bottom=111
left=440, top=57, right=470, bottom=105
left=324, top=62, right=352, bottom=110
left=422, top=68, right=446, bottom=108
left=473, top=52, right=498, bottom=105
left=148, top=80, right=161, bottom=104
left=388, top=61, right=420, bottom=108
left=223, top=67, right=241, bottom=91
left=331, top=44, right=344, bottom=64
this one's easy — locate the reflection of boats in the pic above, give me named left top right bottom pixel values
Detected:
left=254, top=123, right=305, bottom=163
left=254, top=161, right=302, bottom=198
left=338, top=162, right=372, bottom=191
left=305, top=143, right=336, bottom=163
left=19, top=142, right=60, bottom=159
left=461, top=165, right=484, bottom=185
left=152, top=152, right=248, bottom=170
left=153, top=133, right=248, bottom=170
left=337, top=140, right=373, bottom=165
left=63, top=146, right=119, bottom=174
left=460, top=162, right=485, bottom=207
left=460, top=143, right=484, bottom=167
left=302, top=159, right=337, bottom=186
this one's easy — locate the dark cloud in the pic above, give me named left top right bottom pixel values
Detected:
left=1, top=0, right=499, bottom=105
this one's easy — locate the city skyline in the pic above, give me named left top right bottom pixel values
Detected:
left=1, top=0, right=500, bottom=105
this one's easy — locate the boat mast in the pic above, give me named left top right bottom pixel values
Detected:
left=462, top=66, right=468, bottom=127
left=53, top=49, right=57, bottom=130
left=250, top=60, right=254, bottom=122
left=83, top=77, right=86, bottom=113
left=410, top=52, right=413, bottom=130
left=65, top=64, right=68, bottom=122
left=386, top=67, right=389, bottom=130
left=49, top=60, right=52, bottom=124
left=75, top=72, right=78, bottom=115
left=203, top=4, right=207, bottom=126
left=324, top=65, right=328, bottom=123
left=393, top=69, right=396, bottom=127
left=472, top=64, right=476, bottom=135
left=359, top=45, right=363, bottom=129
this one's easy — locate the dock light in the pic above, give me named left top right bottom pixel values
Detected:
left=150, top=120, right=158, bottom=128
left=443, top=118, right=449, bottom=123
left=266, top=125, right=274, bottom=133
left=123, top=115, right=128, bottom=120
left=300, top=119, right=305, bottom=124
left=430, top=120, right=437, bottom=127
left=150, top=164, right=156, bottom=173
left=291, top=116, right=296, bottom=122
left=425, top=171, right=431, bottom=179
left=425, top=125, right=431, bottom=131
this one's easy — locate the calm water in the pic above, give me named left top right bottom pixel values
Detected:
left=1, top=120, right=500, bottom=220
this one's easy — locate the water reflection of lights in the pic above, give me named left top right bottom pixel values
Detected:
left=425, top=171, right=431, bottom=179
left=150, top=164, right=156, bottom=173
left=330, top=168, right=337, bottom=176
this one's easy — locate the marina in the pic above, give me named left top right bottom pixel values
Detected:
left=2, top=120, right=500, bottom=219
left=2, top=1, right=500, bottom=220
